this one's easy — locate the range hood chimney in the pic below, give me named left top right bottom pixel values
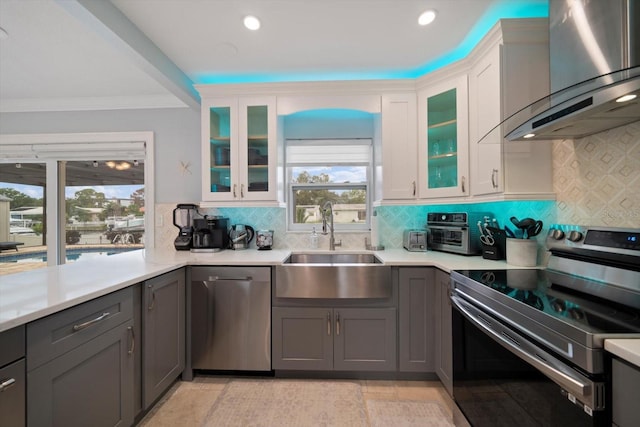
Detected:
left=505, top=0, right=639, bottom=141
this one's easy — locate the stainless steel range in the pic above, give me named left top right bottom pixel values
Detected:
left=449, top=225, right=640, bottom=426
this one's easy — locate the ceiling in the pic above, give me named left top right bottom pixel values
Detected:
left=0, top=0, right=548, bottom=113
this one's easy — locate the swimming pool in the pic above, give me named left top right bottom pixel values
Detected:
left=0, top=247, right=140, bottom=263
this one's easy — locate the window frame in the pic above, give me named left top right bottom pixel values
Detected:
left=285, top=138, right=372, bottom=232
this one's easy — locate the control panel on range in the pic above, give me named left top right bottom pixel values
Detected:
left=547, top=224, right=640, bottom=253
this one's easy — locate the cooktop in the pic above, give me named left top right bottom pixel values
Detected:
left=454, top=269, right=640, bottom=336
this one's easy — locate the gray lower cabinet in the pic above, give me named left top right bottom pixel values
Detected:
left=142, top=269, right=185, bottom=409
left=398, top=268, right=435, bottom=372
left=273, top=307, right=396, bottom=371
left=434, top=269, right=453, bottom=395
left=612, top=357, right=640, bottom=427
left=26, top=287, right=135, bottom=427
left=0, top=325, right=26, bottom=427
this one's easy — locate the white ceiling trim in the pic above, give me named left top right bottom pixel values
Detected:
left=0, top=94, right=188, bottom=113
left=53, top=0, right=200, bottom=110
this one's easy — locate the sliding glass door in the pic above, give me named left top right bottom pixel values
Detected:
left=0, top=132, right=152, bottom=276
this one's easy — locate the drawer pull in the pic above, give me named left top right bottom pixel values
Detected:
left=73, top=312, right=110, bottom=331
left=0, top=378, right=16, bottom=392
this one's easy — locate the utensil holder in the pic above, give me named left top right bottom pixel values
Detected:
left=506, top=238, right=538, bottom=267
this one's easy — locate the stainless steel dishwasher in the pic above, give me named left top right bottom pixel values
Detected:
left=190, top=266, right=271, bottom=371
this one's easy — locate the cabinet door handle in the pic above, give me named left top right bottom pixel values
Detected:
left=491, top=169, right=498, bottom=189
left=128, top=326, right=135, bottom=355
left=240, top=184, right=245, bottom=198
left=0, top=377, right=16, bottom=392
left=461, top=176, right=466, bottom=193
left=327, top=311, right=331, bottom=336
left=147, top=284, right=155, bottom=311
left=73, top=312, right=110, bottom=331
left=233, top=184, right=237, bottom=198
left=412, top=181, right=416, bottom=196
left=335, top=311, right=341, bottom=336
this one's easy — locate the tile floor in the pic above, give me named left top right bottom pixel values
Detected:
left=138, top=376, right=463, bottom=426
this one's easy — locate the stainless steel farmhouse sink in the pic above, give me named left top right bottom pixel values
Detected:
left=275, top=252, right=391, bottom=299
left=285, top=253, right=383, bottom=264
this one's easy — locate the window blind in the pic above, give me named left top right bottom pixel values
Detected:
left=286, top=139, right=371, bottom=165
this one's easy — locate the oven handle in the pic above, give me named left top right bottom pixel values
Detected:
left=454, top=286, right=574, bottom=359
left=451, top=294, right=594, bottom=403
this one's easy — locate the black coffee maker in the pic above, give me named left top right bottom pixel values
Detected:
left=173, top=204, right=199, bottom=250
left=192, top=216, right=229, bottom=251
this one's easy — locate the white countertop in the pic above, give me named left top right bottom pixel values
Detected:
left=605, top=339, right=640, bottom=368
left=0, top=247, right=509, bottom=333
left=4, top=247, right=639, bottom=367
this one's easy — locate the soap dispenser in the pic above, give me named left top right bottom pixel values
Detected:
left=310, top=227, right=319, bottom=249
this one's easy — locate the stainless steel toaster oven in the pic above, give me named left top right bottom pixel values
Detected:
left=427, top=212, right=492, bottom=255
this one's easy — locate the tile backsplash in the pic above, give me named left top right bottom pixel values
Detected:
left=553, top=122, right=640, bottom=228
left=155, top=200, right=556, bottom=251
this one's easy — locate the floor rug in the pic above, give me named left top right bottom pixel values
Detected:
left=202, top=379, right=367, bottom=426
left=366, top=399, right=454, bottom=427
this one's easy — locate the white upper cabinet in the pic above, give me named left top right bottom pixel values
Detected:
left=380, top=93, right=418, bottom=200
left=468, top=20, right=554, bottom=199
left=469, top=44, right=503, bottom=195
left=417, top=74, right=469, bottom=199
left=200, top=96, right=278, bottom=204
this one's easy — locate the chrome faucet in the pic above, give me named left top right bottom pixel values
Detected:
left=321, top=200, right=342, bottom=250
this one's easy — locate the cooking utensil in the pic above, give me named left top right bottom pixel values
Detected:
left=511, top=217, right=537, bottom=239
left=504, top=226, right=516, bottom=238
left=527, top=220, right=543, bottom=239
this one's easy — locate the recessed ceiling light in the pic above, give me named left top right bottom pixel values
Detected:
left=418, top=10, right=437, bottom=26
left=244, top=15, right=261, bottom=31
left=523, top=133, right=536, bottom=139
left=616, top=94, right=637, bottom=103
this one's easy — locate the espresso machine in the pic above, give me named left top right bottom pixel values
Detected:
left=173, top=204, right=199, bottom=250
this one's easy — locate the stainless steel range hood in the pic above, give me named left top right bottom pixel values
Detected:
left=505, top=0, right=640, bottom=141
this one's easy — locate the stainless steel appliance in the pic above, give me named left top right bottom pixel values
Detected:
left=449, top=225, right=640, bottom=426
left=506, top=0, right=640, bottom=141
left=403, top=229, right=427, bottom=252
left=190, top=266, right=271, bottom=371
left=173, top=204, right=198, bottom=250
left=427, top=212, right=492, bottom=255
left=256, top=229, right=274, bottom=250
left=191, top=216, right=229, bottom=251
left=228, top=224, right=254, bottom=250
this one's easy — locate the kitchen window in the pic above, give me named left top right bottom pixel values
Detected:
left=286, top=139, right=371, bottom=232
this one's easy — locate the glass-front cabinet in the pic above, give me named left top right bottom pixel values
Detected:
left=201, top=96, right=277, bottom=203
left=418, top=75, right=469, bottom=198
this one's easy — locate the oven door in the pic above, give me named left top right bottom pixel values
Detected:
left=428, top=226, right=468, bottom=253
left=450, top=294, right=609, bottom=427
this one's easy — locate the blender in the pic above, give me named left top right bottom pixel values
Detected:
left=173, top=204, right=199, bottom=250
